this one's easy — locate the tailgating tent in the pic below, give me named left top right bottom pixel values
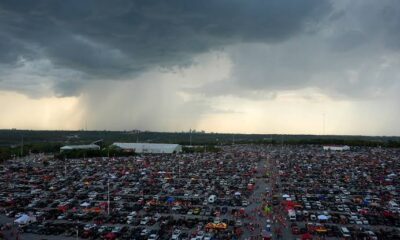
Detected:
left=264, top=205, right=272, bottom=214
left=234, top=192, right=241, bottom=196
left=282, top=194, right=290, bottom=198
left=359, top=209, right=368, bottom=215
left=239, top=208, right=246, bottom=215
left=14, top=214, right=36, bottom=225
left=205, top=222, right=227, bottom=230
left=80, top=202, right=90, bottom=207
left=166, top=196, right=175, bottom=204
left=284, top=201, right=296, bottom=210
left=262, top=230, right=272, bottom=239
left=317, top=215, right=329, bottom=221
left=363, top=199, right=370, bottom=206
left=105, top=232, right=117, bottom=240
left=301, top=233, right=313, bottom=240
left=315, top=227, right=328, bottom=233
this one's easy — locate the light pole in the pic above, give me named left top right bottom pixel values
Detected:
left=20, top=135, right=24, bottom=157
left=64, top=156, right=67, bottom=176
left=107, top=180, right=110, bottom=215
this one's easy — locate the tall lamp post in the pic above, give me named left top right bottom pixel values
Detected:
left=107, top=180, right=110, bottom=215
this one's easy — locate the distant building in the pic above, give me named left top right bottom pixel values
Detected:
left=111, top=142, right=182, bottom=154
left=60, top=144, right=100, bottom=152
left=323, top=145, right=350, bottom=151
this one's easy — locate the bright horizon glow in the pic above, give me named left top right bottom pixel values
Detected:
left=1, top=89, right=398, bottom=137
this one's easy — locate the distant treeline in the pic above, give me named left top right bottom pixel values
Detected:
left=0, top=142, right=62, bottom=162
left=0, top=129, right=399, bottom=162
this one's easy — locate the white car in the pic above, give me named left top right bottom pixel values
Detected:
left=148, top=234, right=159, bottom=240
left=365, top=231, right=378, bottom=240
left=129, top=211, right=137, bottom=216
left=153, top=213, right=161, bottom=221
left=171, top=229, right=181, bottom=240
left=140, top=217, right=149, bottom=225
left=204, top=233, right=213, bottom=240
left=266, top=224, right=272, bottom=232
left=235, top=220, right=242, bottom=227
left=84, top=223, right=97, bottom=231
left=112, top=226, right=123, bottom=233
left=98, top=226, right=108, bottom=234
left=196, top=231, right=205, bottom=240
left=172, top=206, right=181, bottom=211
left=141, top=229, right=149, bottom=236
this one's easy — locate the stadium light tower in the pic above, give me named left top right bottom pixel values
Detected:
left=107, top=179, right=110, bottom=215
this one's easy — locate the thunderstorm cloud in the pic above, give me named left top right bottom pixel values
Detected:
left=0, top=0, right=400, bottom=134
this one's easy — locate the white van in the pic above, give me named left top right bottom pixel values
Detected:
left=288, top=210, right=296, bottom=221
left=388, top=200, right=398, bottom=208
left=340, top=227, right=351, bottom=238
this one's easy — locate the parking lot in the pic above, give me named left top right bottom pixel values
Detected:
left=268, top=145, right=400, bottom=240
left=1, top=145, right=400, bottom=239
left=1, top=145, right=270, bottom=240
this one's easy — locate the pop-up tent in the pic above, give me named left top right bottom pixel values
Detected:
left=205, top=222, right=227, bottom=230
left=14, top=214, right=36, bottom=225
left=80, top=202, right=90, bottom=207
left=166, top=196, right=175, bottom=204
left=301, top=232, right=313, bottom=240
left=317, top=215, right=329, bottom=221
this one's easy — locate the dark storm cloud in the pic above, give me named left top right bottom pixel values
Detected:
left=0, top=0, right=331, bottom=96
left=191, top=0, right=400, bottom=100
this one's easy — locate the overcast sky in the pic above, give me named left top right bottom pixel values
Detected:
left=1, top=0, right=400, bottom=135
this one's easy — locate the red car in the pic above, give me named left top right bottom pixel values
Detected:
left=291, top=223, right=300, bottom=235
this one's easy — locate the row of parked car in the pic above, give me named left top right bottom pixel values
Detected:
left=273, top=145, right=400, bottom=239
left=0, top=145, right=266, bottom=239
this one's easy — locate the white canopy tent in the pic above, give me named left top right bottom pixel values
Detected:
left=14, top=214, right=36, bottom=225
left=317, top=215, right=329, bottom=221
